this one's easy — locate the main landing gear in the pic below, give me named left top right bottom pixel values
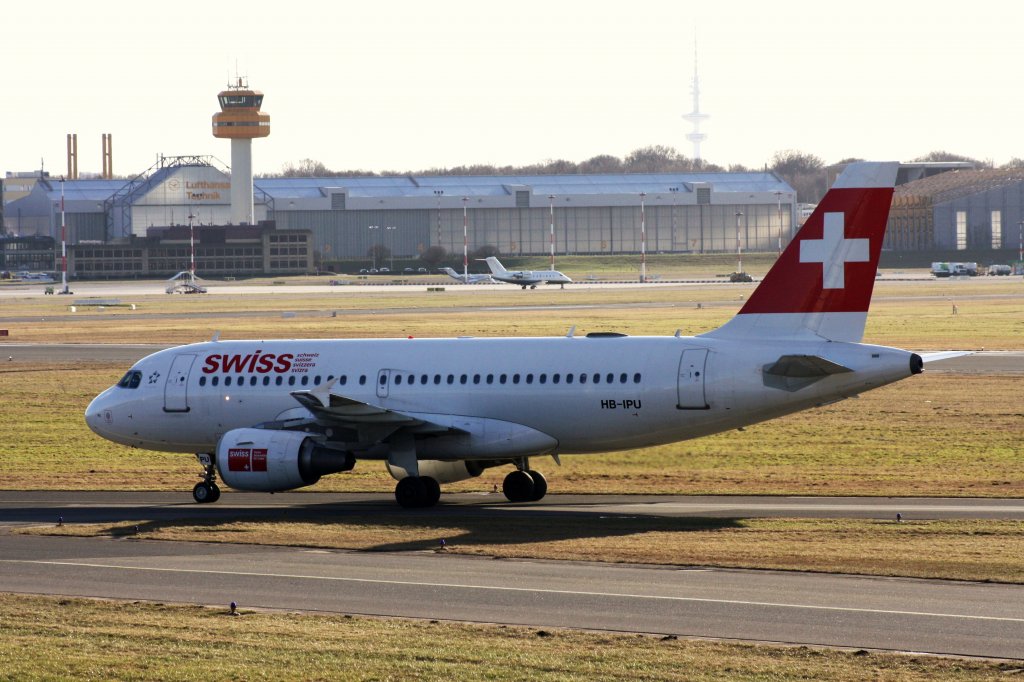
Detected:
left=502, top=467, right=547, bottom=503
left=394, top=476, right=441, bottom=509
left=192, top=453, right=221, bottom=504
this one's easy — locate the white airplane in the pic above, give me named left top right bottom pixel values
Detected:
left=438, top=267, right=494, bottom=284
left=85, top=162, right=959, bottom=508
left=479, top=256, right=572, bottom=289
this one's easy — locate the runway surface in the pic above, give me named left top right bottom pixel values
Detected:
left=1, top=491, right=1022, bottom=659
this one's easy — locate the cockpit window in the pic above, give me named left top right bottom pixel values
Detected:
left=117, top=370, right=143, bottom=389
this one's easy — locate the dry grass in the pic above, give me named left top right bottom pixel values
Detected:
left=0, top=593, right=1013, bottom=680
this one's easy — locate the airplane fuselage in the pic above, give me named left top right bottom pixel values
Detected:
left=87, top=335, right=916, bottom=457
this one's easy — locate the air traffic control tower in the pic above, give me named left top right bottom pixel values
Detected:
left=212, top=78, right=270, bottom=224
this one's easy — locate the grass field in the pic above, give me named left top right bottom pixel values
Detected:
left=0, top=594, right=1014, bottom=680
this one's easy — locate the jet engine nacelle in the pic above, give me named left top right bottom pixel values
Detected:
left=216, top=428, right=354, bottom=492
left=385, top=459, right=506, bottom=484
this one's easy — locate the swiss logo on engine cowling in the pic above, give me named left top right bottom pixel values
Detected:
left=228, top=448, right=268, bottom=473
left=228, top=448, right=253, bottom=472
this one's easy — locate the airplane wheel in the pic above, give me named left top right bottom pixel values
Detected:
left=525, top=470, right=547, bottom=501
left=208, top=483, right=221, bottom=504
left=502, top=470, right=535, bottom=503
left=192, top=482, right=216, bottom=504
left=395, top=477, right=425, bottom=508
left=422, top=477, right=441, bottom=507
left=395, top=476, right=440, bottom=508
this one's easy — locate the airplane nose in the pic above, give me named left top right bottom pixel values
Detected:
left=85, top=392, right=113, bottom=438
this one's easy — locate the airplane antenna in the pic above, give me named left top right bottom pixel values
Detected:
left=211, top=331, right=221, bottom=342
left=674, top=329, right=682, bottom=338
left=566, top=325, right=576, bottom=338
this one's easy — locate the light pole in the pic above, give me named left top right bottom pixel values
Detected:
left=385, top=225, right=396, bottom=271
left=774, top=190, right=783, bottom=254
left=368, top=225, right=379, bottom=270
left=58, top=176, right=69, bottom=294
left=462, top=197, right=469, bottom=282
left=188, top=211, right=196, bottom=280
left=1018, top=220, right=1023, bottom=270
left=669, top=186, right=679, bottom=252
left=735, top=211, right=744, bottom=274
left=548, top=194, right=556, bottom=270
left=433, top=189, right=444, bottom=245
left=639, top=192, right=647, bottom=283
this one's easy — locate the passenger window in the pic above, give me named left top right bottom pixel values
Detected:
left=340, top=375, right=347, bottom=385
left=499, top=374, right=507, bottom=384
left=301, top=376, right=309, bottom=386
left=486, top=374, right=494, bottom=384
left=512, top=373, right=520, bottom=384
left=212, top=376, right=220, bottom=386
left=526, top=373, right=533, bottom=384
left=359, top=375, right=366, bottom=385
left=434, top=374, right=441, bottom=385
left=606, top=373, right=614, bottom=384
left=620, top=373, right=627, bottom=384
left=289, top=376, right=296, bottom=386
left=566, top=374, right=574, bottom=384
left=395, top=375, right=402, bottom=385
left=421, top=374, right=428, bottom=385
left=553, top=373, right=561, bottom=384
left=473, top=374, right=481, bottom=384
left=238, top=376, right=243, bottom=386
left=327, top=375, right=334, bottom=382
left=275, top=376, right=282, bottom=386
left=314, top=376, right=321, bottom=386
left=446, top=374, right=454, bottom=385
left=225, top=376, right=232, bottom=387
left=263, top=376, right=270, bottom=386
left=633, top=373, right=641, bottom=384
left=199, top=376, right=207, bottom=387
left=539, top=373, right=547, bottom=384
left=593, top=373, right=600, bottom=384
left=580, top=373, right=587, bottom=384
left=460, top=374, right=468, bottom=385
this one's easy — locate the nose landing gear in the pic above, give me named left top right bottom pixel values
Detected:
left=193, top=453, right=221, bottom=504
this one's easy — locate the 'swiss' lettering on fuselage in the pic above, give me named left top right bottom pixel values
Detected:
left=202, top=352, right=295, bottom=374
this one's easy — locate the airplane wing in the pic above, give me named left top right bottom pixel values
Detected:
left=288, top=383, right=465, bottom=446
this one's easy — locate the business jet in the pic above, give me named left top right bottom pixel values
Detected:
left=86, top=162, right=956, bottom=508
left=480, top=257, right=572, bottom=289
left=439, top=267, right=494, bottom=284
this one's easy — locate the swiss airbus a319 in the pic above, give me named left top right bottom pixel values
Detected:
left=86, top=162, right=953, bottom=508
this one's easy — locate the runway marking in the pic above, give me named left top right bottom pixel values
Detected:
left=3, top=559, right=1022, bottom=624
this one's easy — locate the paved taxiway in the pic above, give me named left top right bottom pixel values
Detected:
left=1, top=491, right=1023, bottom=659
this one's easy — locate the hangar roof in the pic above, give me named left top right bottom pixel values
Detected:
left=255, top=171, right=789, bottom=200
left=895, top=168, right=1024, bottom=204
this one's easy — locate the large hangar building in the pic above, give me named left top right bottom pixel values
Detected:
left=3, top=158, right=797, bottom=274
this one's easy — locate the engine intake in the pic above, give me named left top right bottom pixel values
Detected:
left=216, top=428, right=354, bottom=492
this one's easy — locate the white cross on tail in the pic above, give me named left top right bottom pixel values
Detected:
left=799, top=212, right=870, bottom=289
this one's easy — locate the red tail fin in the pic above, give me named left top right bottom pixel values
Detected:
left=705, top=162, right=898, bottom=342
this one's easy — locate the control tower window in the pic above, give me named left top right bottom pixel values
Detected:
left=219, top=94, right=263, bottom=109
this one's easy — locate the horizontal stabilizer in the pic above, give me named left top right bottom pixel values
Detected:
left=918, top=351, right=973, bottom=363
left=764, top=354, right=853, bottom=378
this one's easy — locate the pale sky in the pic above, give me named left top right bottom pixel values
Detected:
left=4, top=0, right=1021, bottom=177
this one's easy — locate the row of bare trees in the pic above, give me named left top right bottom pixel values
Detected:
left=272, top=147, right=1007, bottom=204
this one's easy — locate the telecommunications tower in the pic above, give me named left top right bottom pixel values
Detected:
left=681, top=47, right=709, bottom=161
left=212, top=78, right=270, bottom=225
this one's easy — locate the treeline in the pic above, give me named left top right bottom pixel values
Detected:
left=267, top=147, right=1017, bottom=204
